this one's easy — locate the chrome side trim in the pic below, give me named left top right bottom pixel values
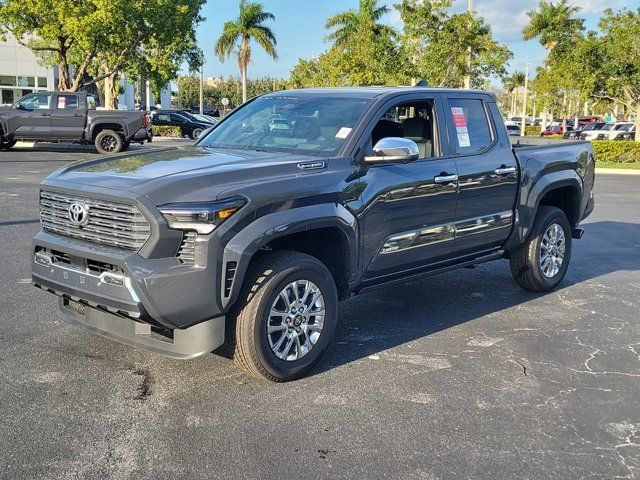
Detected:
left=381, top=224, right=455, bottom=254
left=455, top=211, right=513, bottom=238
left=378, top=210, right=513, bottom=255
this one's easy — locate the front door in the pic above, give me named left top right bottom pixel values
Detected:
left=9, top=92, right=52, bottom=140
left=50, top=94, right=85, bottom=140
left=357, top=95, right=459, bottom=282
left=443, top=97, right=519, bottom=257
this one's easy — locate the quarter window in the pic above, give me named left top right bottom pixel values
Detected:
left=448, top=98, right=493, bottom=154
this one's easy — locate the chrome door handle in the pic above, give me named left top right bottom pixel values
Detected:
left=434, top=174, right=458, bottom=184
left=495, top=166, right=517, bottom=175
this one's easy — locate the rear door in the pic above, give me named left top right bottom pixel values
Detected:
left=9, top=92, right=52, bottom=139
left=50, top=93, right=85, bottom=140
left=357, top=93, right=459, bottom=281
left=444, top=96, right=518, bottom=257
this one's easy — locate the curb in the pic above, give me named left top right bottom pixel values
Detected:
left=595, top=168, right=640, bottom=176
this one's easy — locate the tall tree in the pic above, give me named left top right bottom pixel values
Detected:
left=0, top=0, right=204, bottom=100
left=397, top=0, right=512, bottom=88
left=523, top=0, right=584, bottom=132
left=325, top=0, right=397, bottom=49
left=503, top=71, right=526, bottom=118
left=215, top=0, right=277, bottom=104
left=522, top=0, right=584, bottom=54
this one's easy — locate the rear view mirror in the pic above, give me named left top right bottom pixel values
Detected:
left=364, top=137, right=419, bottom=164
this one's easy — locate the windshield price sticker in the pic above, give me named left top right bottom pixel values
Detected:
left=451, top=107, right=471, bottom=147
left=57, top=97, right=66, bottom=109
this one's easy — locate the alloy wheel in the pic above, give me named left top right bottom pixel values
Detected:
left=540, top=223, right=566, bottom=278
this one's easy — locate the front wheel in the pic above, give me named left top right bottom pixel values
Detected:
left=0, top=140, right=16, bottom=150
left=228, top=251, right=338, bottom=382
left=509, top=206, right=572, bottom=292
left=94, top=129, right=123, bottom=154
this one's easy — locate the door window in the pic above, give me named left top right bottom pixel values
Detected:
left=55, top=94, right=79, bottom=109
left=447, top=98, right=493, bottom=155
left=17, top=93, right=52, bottom=110
left=370, top=100, right=439, bottom=158
left=87, top=95, right=97, bottom=110
left=170, top=113, right=187, bottom=123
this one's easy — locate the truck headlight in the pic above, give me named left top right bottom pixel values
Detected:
left=158, top=197, right=246, bottom=234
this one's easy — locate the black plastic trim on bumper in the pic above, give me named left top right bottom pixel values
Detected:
left=58, top=298, right=225, bottom=360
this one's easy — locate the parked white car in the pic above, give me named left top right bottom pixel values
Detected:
left=581, top=122, right=635, bottom=141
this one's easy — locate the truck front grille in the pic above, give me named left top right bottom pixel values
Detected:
left=40, top=190, right=151, bottom=251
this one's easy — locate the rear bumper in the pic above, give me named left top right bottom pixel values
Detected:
left=132, top=127, right=153, bottom=142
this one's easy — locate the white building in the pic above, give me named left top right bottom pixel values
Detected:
left=0, top=35, right=54, bottom=104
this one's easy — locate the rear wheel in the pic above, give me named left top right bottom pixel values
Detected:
left=94, top=129, right=123, bottom=154
left=509, top=206, right=572, bottom=292
left=228, top=251, right=338, bottom=382
left=190, top=127, right=203, bottom=140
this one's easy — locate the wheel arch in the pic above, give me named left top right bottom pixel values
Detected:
left=222, top=204, right=358, bottom=309
left=90, top=122, right=126, bottom=140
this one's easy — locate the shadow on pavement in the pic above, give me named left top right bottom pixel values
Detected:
left=312, top=220, right=640, bottom=376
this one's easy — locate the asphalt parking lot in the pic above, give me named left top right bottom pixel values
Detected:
left=1, top=144, right=639, bottom=480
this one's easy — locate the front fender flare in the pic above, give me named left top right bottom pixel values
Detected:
left=221, top=203, right=358, bottom=309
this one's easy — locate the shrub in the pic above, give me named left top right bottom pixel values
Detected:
left=525, top=125, right=540, bottom=137
left=592, top=140, right=640, bottom=164
left=153, top=126, right=182, bottom=137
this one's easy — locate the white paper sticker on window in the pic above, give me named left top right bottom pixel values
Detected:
left=57, top=97, right=66, bottom=109
left=457, top=131, right=471, bottom=148
left=335, top=127, right=352, bottom=139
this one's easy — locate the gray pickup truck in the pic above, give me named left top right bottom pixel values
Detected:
left=31, top=87, right=595, bottom=381
left=0, top=91, right=152, bottom=153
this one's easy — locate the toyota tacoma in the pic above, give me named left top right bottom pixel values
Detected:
left=31, top=87, right=595, bottom=381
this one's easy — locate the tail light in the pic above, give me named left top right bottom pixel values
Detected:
left=140, top=114, right=150, bottom=128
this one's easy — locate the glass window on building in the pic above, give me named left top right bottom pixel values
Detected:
left=17, top=76, right=36, bottom=88
left=0, top=76, right=16, bottom=86
left=2, top=90, right=14, bottom=104
left=37, top=77, right=47, bottom=88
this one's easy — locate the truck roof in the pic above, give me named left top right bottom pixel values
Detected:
left=264, top=86, right=496, bottom=100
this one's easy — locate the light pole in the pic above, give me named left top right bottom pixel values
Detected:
left=199, top=51, right=204, bottom=115
left=463, top=0, right=474, bottom=89
left=520, top=62, right=530, bottom=137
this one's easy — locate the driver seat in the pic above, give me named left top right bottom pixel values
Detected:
left=402, top=117, right=433, bottom=158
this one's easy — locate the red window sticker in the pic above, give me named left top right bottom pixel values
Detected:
left=451, top=107, right=467, bottom=128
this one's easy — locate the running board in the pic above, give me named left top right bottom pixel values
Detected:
left=356, top=251, right=505, bottom=295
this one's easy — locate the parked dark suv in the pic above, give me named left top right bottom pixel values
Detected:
left=151, top=110, right=213, bottom=139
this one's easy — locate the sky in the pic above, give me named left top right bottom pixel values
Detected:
left=192, top=0, right=640, bottom=82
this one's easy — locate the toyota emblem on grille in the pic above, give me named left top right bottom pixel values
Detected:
left=68, top=202, right=89, bottom=226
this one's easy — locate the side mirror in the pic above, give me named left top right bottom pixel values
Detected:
left=364, top=137, right=420, bottom=164
left=15, top=103, right=26, bottom=110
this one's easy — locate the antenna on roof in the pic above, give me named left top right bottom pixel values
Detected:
left=415, top=80, right=429, bottom=87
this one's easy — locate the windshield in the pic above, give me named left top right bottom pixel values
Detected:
left=602, top=124, right=615, bottom=131
left=199, top=95, right=371, bottom=155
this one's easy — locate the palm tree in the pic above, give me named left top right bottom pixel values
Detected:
left=522, top=0, right=584, bottom=54
left=215, top=0, right=277, bottom=103
left=503, top=71, right=526, bottom=118
left=325, top=0, right=397, bottom=49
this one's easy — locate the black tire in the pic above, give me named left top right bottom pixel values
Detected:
left=94, top=129, right=123, bottom=154
left=190, top=127, right=203, bottom=140
left=228, top=251, right=338, bottom=382
left=509, top=206, right=572, bottom=292
left=0, top=140, right=16, bottom=150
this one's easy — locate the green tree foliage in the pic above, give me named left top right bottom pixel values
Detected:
left=289, top=0, right=511, bottom=89
left=0, top=0, right=205, bottom=99
left=502, top=71, right=525, bottom=117
left=522, top=0, right=584, bottom=53
left=215, top=0, right=277, bottom=104
left=176, top=76, right=285, bottom=110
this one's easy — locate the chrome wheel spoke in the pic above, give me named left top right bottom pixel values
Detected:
left=268, top=279, right=325, bottom=361
left=539, top=223, right=566, bottom=278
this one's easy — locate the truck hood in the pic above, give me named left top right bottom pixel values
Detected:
left=45, top=146, right=327, bottom=204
